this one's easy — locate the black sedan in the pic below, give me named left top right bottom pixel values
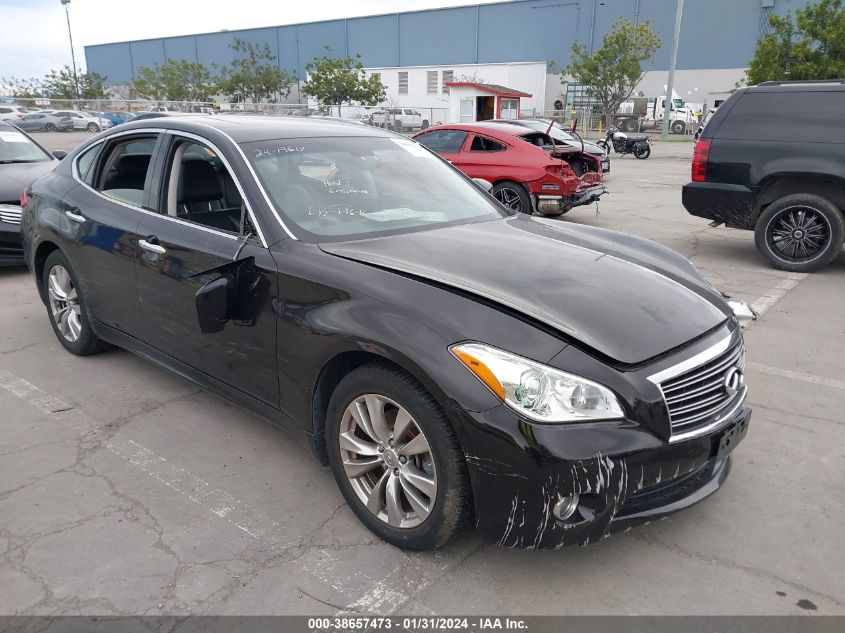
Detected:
left=21, top=116, right=751, bottom=550
left=1, top=121, right=60, bottom=265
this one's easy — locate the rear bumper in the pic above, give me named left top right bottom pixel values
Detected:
left=682, top=182, right=757, bottom=228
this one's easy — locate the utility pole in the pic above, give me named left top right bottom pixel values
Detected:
left=60, top=0, right=81, bottom=105
left=661, top=0, right=684, bottom=141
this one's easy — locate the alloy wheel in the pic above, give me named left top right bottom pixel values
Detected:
left=47, top=265, right=82, bottom=343
left=493, top=187, right=523, bottom=211
left=767, top=206, right=831, bottom=262
left=339, top=394, right=437, bottom=529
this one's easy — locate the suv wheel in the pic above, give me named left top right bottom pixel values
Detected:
left=755, top=193, right=845, bottom=272
left=326, top=364, right=471, bottom=550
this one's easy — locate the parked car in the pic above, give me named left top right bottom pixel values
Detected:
left=492, top=118, right=610, bottom=173
left=682, top=80, right=845, bottom=272
left=694, top=108, right=716, bottom=140
left=100, top=111, right=136, bottom=127
left=373, top=108, right=428, bottom=132
left=414, top=122, right=605, bottom=215
left=21, top=115, right=752, bottom=550
left=0, top=105, right=30, bottom=122
left=52, top=110, right=112, bottom=132
left=0, top=121, right=60, bottom=265
left=14, top=112, right=74, bottom=133
left=130, top=111, right=202, bottom=121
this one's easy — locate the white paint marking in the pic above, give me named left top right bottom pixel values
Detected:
left=747, top=362, right=845, bottom=391
left=0, top=370, right=285, bottom=547
left=749, top=272, right=808, bottom=318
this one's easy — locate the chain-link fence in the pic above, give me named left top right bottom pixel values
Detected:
left=539, top=107, right=700, bottom=140
left=0, top=97, right=451, bottom=134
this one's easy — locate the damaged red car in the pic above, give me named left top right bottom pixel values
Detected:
left=413, top=122, right=606, bottom=216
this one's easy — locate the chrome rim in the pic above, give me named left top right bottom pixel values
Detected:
left=339, top=394, right=437, bottom=529
left=767, top=206, right=831, bottom=262
left=493, top=187, right=523, bottom=211
left=47, top=265, right=82, bottom=343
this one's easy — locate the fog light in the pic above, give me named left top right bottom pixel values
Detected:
left=552, top=492, right=579, bottom=521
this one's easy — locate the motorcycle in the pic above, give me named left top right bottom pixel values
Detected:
left=597, top=127, right=651, bottom=159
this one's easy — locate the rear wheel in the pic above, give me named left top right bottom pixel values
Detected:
left=87, top=122, right=99, bottom=132
left=634, top=144, right=651, bottom=159
left=671, top=120, right=686, bottom=134
left=42, top=251, right=110, bottom=355
left=492, top=181, right=531, bottom=214
left=326, top=364, right=471, bottom=550
left=754, top=193, right=844, bottom=272
left=623, top=119, right=639, bottom=133
left=44, top=123, right=57, bottom=132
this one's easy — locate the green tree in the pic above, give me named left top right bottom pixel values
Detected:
left=748, top=0, right=845, bottom=84
left=42, top=65, right=109, bottom=100
left=131, top=59, right=217, bottom=102
left=219, top=38, right=295, bottom=105
left=0, top=76, right=44, bottom=99
left=302, top=50, right=386, bottom=115
left=564, top=19, right=661, bottom=128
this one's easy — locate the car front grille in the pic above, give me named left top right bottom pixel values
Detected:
left=650, top=333, right=746, bottom=441
left=0, top=204, right=22, bottom=225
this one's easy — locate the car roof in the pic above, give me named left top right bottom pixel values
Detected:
left=115, top=114, right=401, bottom=142
left=745, top=80, right=845, bottom=93
left=419, top=121, right=538, bottom=143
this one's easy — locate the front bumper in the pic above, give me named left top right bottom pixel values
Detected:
left=0, top=220, right=24, bottom=266
left=446, top=401, right=750, bottom=549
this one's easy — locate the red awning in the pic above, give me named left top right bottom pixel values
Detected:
left=444, top=82, right=532, bottom=98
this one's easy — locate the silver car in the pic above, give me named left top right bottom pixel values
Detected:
left=52, top=110, right=112, bottom=132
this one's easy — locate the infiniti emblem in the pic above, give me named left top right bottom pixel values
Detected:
left=724, top=366, right=744, bottom=397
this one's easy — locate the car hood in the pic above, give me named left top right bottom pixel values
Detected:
left=0, top=161, right=56, bottom=200
left=319, top=215, right=729, bottom=365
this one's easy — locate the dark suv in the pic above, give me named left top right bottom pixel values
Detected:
left=682, top=80, right=845, bottom=272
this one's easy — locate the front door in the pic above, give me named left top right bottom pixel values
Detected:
left=134, top=133, right=279, bottom=407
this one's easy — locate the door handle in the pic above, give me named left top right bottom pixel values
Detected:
left=65, top=210, right=86, bottom=223
left=138, top=238, right=166, bottom=255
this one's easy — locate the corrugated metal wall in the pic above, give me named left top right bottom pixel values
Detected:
left=84, top=0, right=813, bottom=85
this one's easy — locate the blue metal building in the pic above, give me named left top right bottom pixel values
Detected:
left=84, top=0, right=812, bottom=87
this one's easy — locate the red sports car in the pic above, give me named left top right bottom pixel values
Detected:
left=413, top=122, right=606, bottom=216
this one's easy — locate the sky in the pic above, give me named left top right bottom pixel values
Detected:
left=0, top=0, right=507, bottom=80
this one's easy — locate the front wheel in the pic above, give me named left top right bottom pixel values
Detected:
left=87, top=122, right=99, bottom=132
left=754, top=193, right=844, bottom=272
left=634, top=144, right=651, bottom=159
left=492, top=181, right=531, bottom=214
left=44, top=123, right=57, bottom=132
left=326, top=364, right=472, bottom=550
left=41, top=250, right=111, bottom=355
left=596, top=140, right=610, bottom=153
left=671, top=120, right=686, bottom=134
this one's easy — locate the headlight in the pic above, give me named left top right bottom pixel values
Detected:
left=450, top=343, right=625, bottom=423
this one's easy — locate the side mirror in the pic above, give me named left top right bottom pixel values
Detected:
left=472, top=178, right=493, bottom=192
left=52, top=150, right=67, bottom=160
left=195, top=276, right=231, bottom=334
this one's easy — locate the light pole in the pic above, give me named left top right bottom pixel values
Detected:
left=60, top=0, right=81, bottom=104
left=661, top=0, right=684, bottom=141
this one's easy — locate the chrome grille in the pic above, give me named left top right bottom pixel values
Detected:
left=0, top=204, right=22, bottom=225
left=650, top=334, right=746, bottom=441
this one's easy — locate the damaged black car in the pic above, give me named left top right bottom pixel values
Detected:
left=21, top=116, right=751, bottom=550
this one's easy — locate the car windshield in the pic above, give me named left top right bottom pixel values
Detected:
left=243, top=136, right=505, bottom=242
left=0, top=127, right=51, bottom=163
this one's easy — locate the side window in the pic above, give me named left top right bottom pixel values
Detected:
left=93, top=136, right=158, bottom=207
left=161, top=139, right=244, bottom=235
left=469, top=135, right=506, bottom=152
left=415, top=130, right=468, bottom=154
left=75, top=143, right=100, bottom=182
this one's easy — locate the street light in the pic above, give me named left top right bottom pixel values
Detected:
left=60, top=0, right=81, bottom=104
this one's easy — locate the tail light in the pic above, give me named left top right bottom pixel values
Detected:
left=691, top=138, right=711, bottom=182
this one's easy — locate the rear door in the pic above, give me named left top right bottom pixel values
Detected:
left=134, top=131, right=279, bottom=407
left=453, top=133, right=509, bottom=181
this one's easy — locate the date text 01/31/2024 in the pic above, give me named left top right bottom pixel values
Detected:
left=307, top=616, right=528, bottom=630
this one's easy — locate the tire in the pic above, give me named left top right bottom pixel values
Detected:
left=671, top=120, right=686, bottom=134
left=45, top=123, right=57, bottom=132
left=634, top=144, right=651, bottom=159
left=596, top=140, right=610, bottom=153
left=326, top=363, right=472, bottom=550
left=754, top=193, right=845, bottom=273
left=41, top=250, right=111, bottom=356
left=87, top=122, right=99, bottom=132
left=491, top=181, right=532, bottom=214
left=624, top=119, right=639, bottom=133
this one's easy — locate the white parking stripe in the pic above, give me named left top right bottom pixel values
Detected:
left=750, top=272, right=808, bottom=317
left=0, top=370, right=288, bottom=548
left=747, top=362, right=845, bottom=391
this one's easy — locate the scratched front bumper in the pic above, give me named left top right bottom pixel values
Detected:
left=445, top=402, right=750, bottom=549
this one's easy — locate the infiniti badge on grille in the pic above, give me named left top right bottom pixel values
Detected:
left=724, top=366, right=744, bottom=397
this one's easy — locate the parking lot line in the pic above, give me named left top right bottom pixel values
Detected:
left=750, top=272, right=808, bottom=318
left=0, top=369, right=290, bottom=549
left=746, top=362, right=845, bottom=391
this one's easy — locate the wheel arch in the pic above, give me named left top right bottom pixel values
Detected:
left=309, top=349, right=457, bottom=466
left=754, top=174, right=845, bottom=222
left=33, top=240, right=61, bottom=296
